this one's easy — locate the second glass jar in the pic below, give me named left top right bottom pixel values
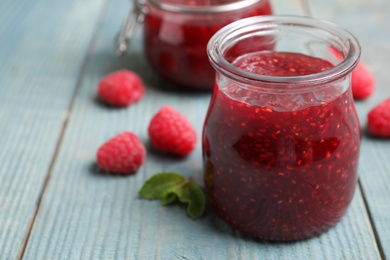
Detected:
left=143, top=0, right=272, bottom=90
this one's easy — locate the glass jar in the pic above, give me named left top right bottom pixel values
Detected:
left=203, top=16, right=361, bottom=240
left=116, top=0, right=272, bottom=90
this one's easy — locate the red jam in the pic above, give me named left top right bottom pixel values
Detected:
left=143, top=0, right=272, bottom=90
left=203, top=51, right=361, bottom=240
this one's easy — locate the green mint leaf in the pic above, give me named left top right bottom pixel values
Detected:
left=161, top=192, right=177, bottom=206
left=139, top=172, right=206, bottom=219
left=179, top=180, right=206, bottom=219
left=138, top=172, right=186, bottom=199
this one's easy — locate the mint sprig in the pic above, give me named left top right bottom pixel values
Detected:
left=139, top=172, right=206, bottom=219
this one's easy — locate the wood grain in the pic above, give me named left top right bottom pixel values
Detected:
left=307, top=0, right=390, bottom=258
left=20, top=0, right=382, bottom=259
left=0, top=0, right=106, bottom=259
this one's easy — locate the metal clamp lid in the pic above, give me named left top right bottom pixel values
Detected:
left=115, top=0, right=146, bottom=55
left=149, top=0, right=261, bottom=13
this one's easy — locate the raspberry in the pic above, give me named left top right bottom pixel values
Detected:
left=367, top=98, right=390, bottom=138
left=352, top=62, right=375, bottom=99
left=97, top=132, right=146, bottom=174
left=98, top=70, right=145, bottom=106
left=148, top=105, right=197, bottom=156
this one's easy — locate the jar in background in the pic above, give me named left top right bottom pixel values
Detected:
left=116, top=0, right=272, bottom=90
left=204, top=16, right=361, bottom=240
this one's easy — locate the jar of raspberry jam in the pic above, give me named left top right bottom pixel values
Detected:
left=116, top=0, right=272, bottom=90
left=204, top=16, right=362, bottom=240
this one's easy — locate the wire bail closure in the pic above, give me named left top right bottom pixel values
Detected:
left=115, top=0, right=146, bottom=55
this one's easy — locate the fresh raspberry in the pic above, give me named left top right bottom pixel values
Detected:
left=97, top=132, right=146, bottom=174
left=148, top=105, right=197, bottom=156
left=368, top=98, right=390, bottom=138
left=352, top=62, right=375, bottom=99
left=98, top=70, right=145, bottom=106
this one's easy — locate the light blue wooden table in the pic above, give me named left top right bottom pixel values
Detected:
left=0, top=0, right=389, bottom=259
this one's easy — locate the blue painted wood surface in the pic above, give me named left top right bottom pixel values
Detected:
left=0, top=0, right=388, bottom=259
left=0, top=0, right=106, bottom=258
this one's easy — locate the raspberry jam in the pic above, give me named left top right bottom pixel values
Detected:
left=204, top=16, right=362, bottom=240
left=143, top=0, right=272, bottom=90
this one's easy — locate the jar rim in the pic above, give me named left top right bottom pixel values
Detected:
left=207, top=15, right=361, bottom=88
left=148, top=0, right=263, bottom=13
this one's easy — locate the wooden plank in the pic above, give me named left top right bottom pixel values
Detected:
left=23, top=0, right=380, bottom=259
left=0, top=0, right=106, bottom=259
left=272, top=0, right=309, bottom=15
left=307, top=0, right=390, bottom=258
